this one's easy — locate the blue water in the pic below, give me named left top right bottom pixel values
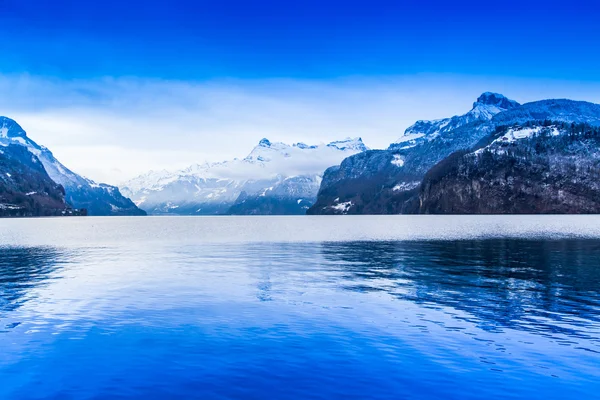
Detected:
left=1, top=216, right=600, bottom=399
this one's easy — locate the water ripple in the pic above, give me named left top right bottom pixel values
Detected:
left=0, top=219, right=599, bottom=399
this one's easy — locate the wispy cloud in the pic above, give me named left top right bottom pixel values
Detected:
left=1, top=74, right=599, bottom=184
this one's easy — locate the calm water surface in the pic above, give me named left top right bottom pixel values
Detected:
left=1, top=216, right=600, bottom=399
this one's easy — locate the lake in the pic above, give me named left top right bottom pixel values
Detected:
left=1, top=216, right=599, bottom=399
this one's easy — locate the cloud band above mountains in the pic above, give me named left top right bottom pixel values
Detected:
left=1, top=74, right=599, bottom=184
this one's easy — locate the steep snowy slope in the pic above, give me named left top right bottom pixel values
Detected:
left=0, top=117, right=145, bottom=216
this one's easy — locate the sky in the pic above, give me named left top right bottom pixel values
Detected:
left=1, top=0, right=599, bottom=184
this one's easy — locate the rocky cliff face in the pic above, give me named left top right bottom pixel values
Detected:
left=0, top=143, right=76, bottom=217
left=414, top=122, right=600, bottom=214
left=0, top=117, right=145, bottom=216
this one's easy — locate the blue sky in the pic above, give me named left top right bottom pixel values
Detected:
left=1, top=0, right=599, bottom=183
left=3, top=0, right=600, bottom=80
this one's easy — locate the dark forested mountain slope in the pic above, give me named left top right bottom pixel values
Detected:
left=414, top=122, right=600, bottom=214
left=0, top=143, right=76, bottom=217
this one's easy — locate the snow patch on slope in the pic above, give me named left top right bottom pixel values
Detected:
left=330, top=201, right=353, bottom=214
left=391, top=155, right=405, bottom=167
left=498, top=126, right=560, bottom=143
left=393, top=181, right=420, bottom=191
left=475, top=126, right=562, bottom=156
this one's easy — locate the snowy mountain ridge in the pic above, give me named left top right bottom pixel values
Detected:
left=389, top=92, right=520, bottom=150
left=121, top=137, right=368, bottom=215
left=123, top=137, right=367, bottom=192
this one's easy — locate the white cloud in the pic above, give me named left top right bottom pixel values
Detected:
left=1, top=74, right=599, bottom=185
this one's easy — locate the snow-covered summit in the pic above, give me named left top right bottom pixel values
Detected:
left=468, top=93, right=521, bottom=120
left=0, top=117, right=27, bottom=139
left=389, top=92, right=520, bottom=150
left=327, top=137, right=368, bottom=152
left=244, top=138, right=293, bottom=162
left=244, top=137, right=368, bottom=163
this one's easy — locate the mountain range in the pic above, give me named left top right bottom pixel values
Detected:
left=0, top=117, right=145, bottom=216
left=122, top=138, right=368, bottom=215
left=308, top=93, right=600, bottom=214
left=4, top=91, right=600, bottom=217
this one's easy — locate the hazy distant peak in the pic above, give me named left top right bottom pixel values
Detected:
left=258, top=138, right=272, bottom=147
left=326, top=137, right=368, bottom=152
left=122, top=136, right=370, bottom=202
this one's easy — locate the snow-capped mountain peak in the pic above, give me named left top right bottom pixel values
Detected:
left=327, top=137, right=368, bottom=152
left=389, top=92, right=521, bottom=150
left=467, top=93, right=521, bottom=120
left=294, top=142, right=316, bottom=150
left=0, top=117, right=27, bottom=139
left=245, top=138, right=293, bottom=162
left=243, top=137, right=368, bottom=163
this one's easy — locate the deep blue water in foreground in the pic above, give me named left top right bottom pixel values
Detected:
left=1, top=216, right=600, bottom=399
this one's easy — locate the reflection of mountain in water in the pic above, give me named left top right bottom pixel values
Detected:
left=320, top=240, right=600, bottom=340
left=0, top=247, right=67, bottom=314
